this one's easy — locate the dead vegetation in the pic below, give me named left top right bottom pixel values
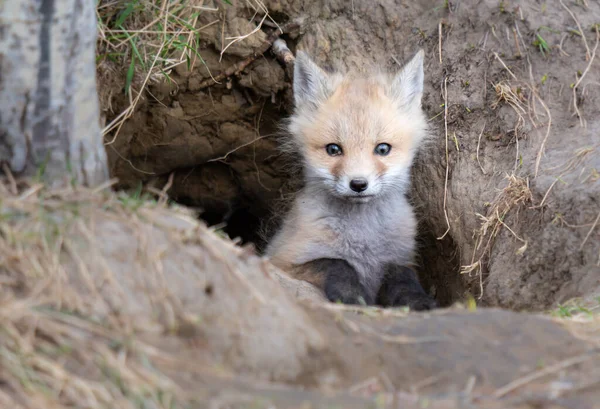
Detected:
left=0, top=176, right=326, bottom=408
left=461, top=175, right=532, bottom=298
left=0, top=179, right=188, bottom=408
left=96, top=0, right=290, bottom=148
left=96, top=0, right=221, bottom=141
left=456, top=1, right=600, bottom=302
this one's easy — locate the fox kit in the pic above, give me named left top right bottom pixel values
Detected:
left=265, top=50, right=436, bottom=310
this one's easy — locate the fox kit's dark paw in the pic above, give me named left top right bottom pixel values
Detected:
left=324, top=259, right=373, bottom=305
left=377, top=265, right=437, bottom=311
left=301, top=258, right=372, bottom=305
left=325, top=277, right=370, bottom=305
left=379, top=286, right=437, bottom=311
left=403, top=293, right=438, bottom=311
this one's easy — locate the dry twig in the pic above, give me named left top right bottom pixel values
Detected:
left=438, top=21, right=444, bottom=64
left=580, top=210, right=600, bottom=251
left=571, top=27, right=600, bottom=127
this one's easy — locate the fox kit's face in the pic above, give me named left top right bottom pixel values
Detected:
left=289, top=51, right=427, bottom=203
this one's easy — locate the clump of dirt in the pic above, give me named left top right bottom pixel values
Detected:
left=99, top=0, right=600, bottom=310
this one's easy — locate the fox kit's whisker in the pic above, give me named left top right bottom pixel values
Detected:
left=265, top=50, right=436, bottom=311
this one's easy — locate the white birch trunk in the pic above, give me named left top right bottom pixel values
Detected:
left=0, top=0, right=108, bottom=186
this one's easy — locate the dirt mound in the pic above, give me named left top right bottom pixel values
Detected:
left=99, top=0, right=600, bottom=311
left=1, top=180, right=600, bottom=409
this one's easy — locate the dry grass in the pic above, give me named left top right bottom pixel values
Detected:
left=96, top=0, right=220, bottom=145
left=461, top=175, right=532, bottom=298
left=492, top=50, right=554, bottom=177
left=0, top=173, right=346, bottom=408
left=96, top=0, right=276, bottom=148
left=490, top=80, right=529, bottom=171
left=96, top=0, right=216, bottom=83
left=491, top=81, right=527, bottom=116
left=96, top=0, right=217, bottom=87
left=0, top=177, right=211, bottom=408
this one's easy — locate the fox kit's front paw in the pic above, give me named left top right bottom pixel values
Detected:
left=323, top=259, right=373, bottom=305
left=403, top=293, right=438, bottom=311
left=379, top=287, right=437, bottom=311
left=298, top=258, right=372, bottom=305
left=325, top=276, right=370, bottom=305
left=377, top=265, right=437, bottom=311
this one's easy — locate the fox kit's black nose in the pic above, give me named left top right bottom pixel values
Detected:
left=349, top=178, right=368, bottom=192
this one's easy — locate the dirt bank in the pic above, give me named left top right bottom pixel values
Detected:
left=98, top=0, right=600, bottom=310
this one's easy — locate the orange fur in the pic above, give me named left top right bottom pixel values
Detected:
left=297, top=77, right=424, bottom=186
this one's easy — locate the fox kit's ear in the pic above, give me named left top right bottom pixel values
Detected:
left=391, top=49, right=424, bottom=109
left=293, top=51, right=330, bottom=108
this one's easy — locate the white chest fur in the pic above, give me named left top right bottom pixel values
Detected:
left=280, top=190, right=417, bottom=293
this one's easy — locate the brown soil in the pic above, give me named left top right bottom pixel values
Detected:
left=100, top=0, right=600, bottom=311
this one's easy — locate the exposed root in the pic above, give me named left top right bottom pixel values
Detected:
left=559, top=33, right=571, bottom=57
left=533, top=146, right=598, bottom=209
left=476, top=121, right=487, bottom=175
left=207, top=134, right=273, bottom=163
left=532, top=89, right=553, bottom=177
left=532, top=176, right=561, bottom=209
left=272, top=38, right=296, bottom=65
left=493, top=52, right=518, bottom=80
left=437, top=77, right=451, bottom=241
left=438, top=21, right=444, bottom=64
left=272, top=38, right=296, bottom=79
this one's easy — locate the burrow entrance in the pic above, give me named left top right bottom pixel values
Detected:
left=106, top=89, right=465, bottom=307
left=100, top=10, right=464, bottom=309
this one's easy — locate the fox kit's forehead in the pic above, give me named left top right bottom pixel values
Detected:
left=289, top=50, right=427, bottom=154
left=306, top=77, right=416, bottom=149
left=327, top=77, right=393, bottom=121
left=330, top=77, right=388, bottom=104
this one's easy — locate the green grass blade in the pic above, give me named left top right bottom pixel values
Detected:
left=125, top=56, right=136, bottom=95
left=114, top=0, right=137, bottom=28
left=120, top=27, right=146, bottom=70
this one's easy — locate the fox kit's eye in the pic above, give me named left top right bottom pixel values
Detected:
left=326, top=144, right=343, bottom=156
left=374, top=143, right=391, bottom=156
